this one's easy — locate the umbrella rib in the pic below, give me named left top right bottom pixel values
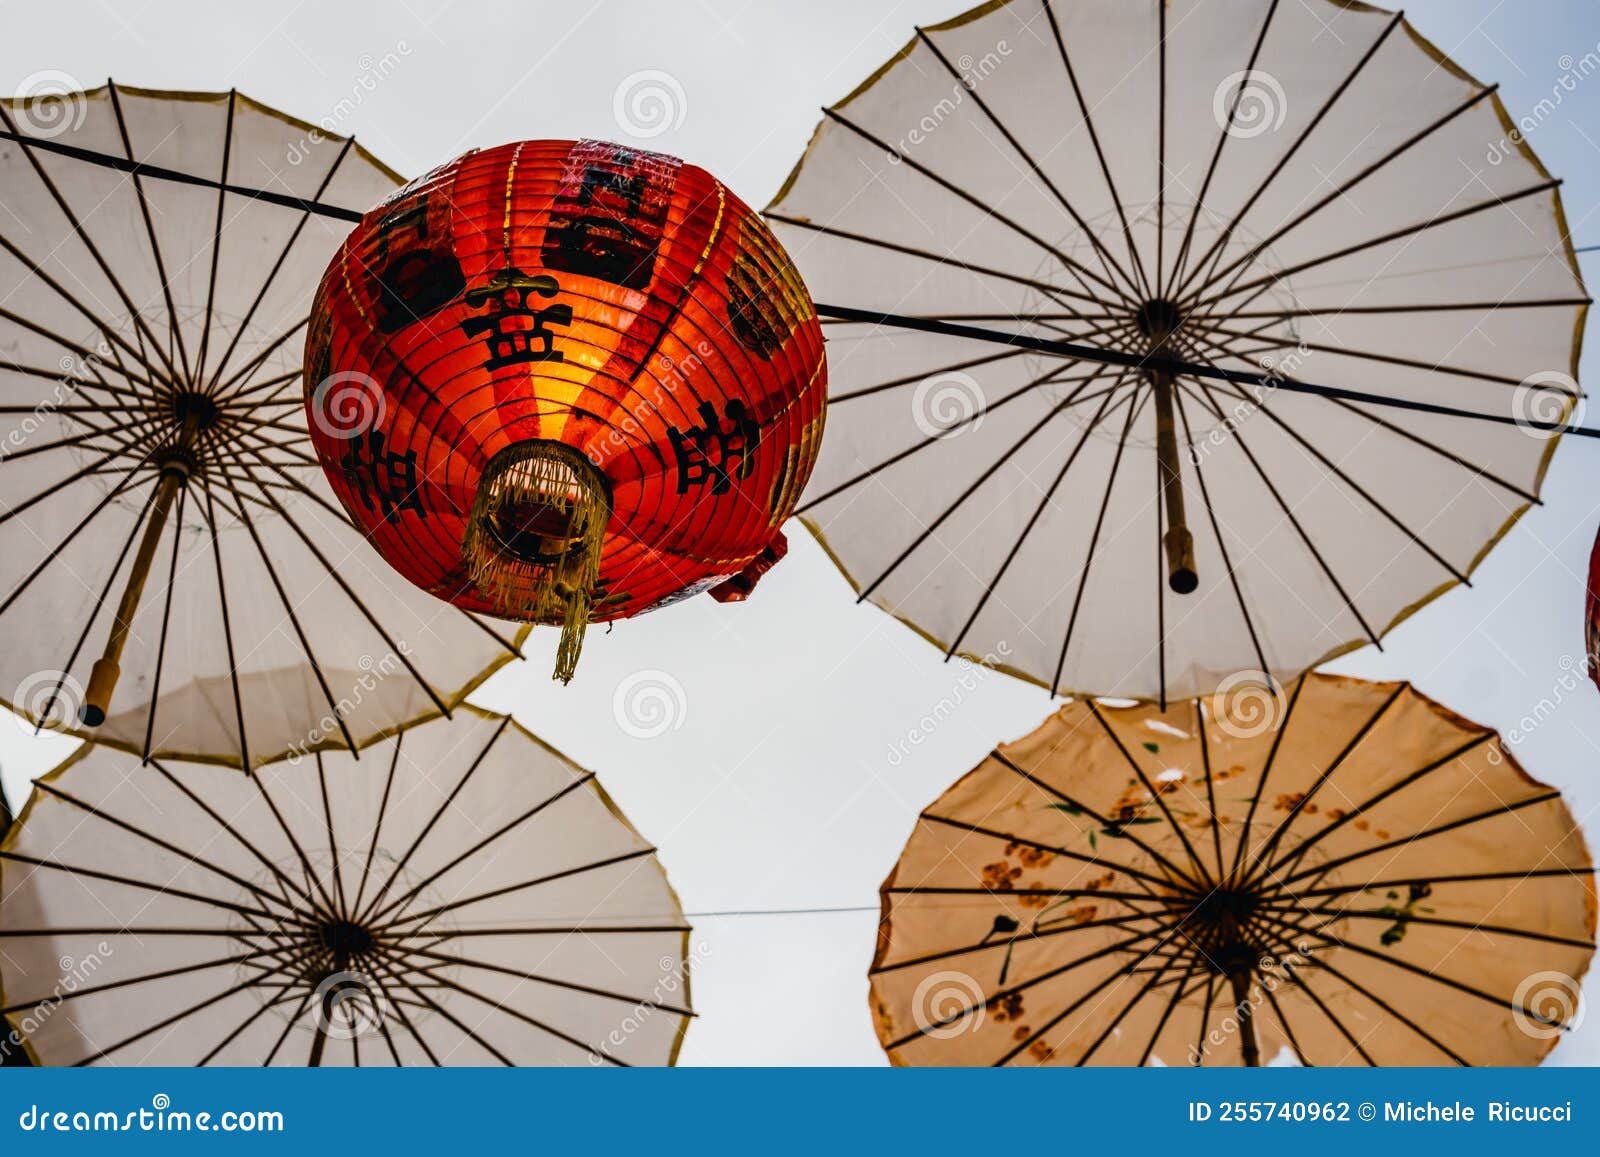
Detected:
left=1174, top=376, right=1381, bottom=645
left=315, top=751, right=349, bottom=916
left=1249, top=909, right=1513, bottom=1054
left=0, top=123, right=366, bottom=221
left=30, top=479, right=161, bottom=729
left=239, top=449, right=523, bottom=663
left=1192, top=178, right=1565, bottom=317
left=198, top=482, right=254, bottom=770
left=1005, top=952, right=1167, bottom=1067
left=1181, top=334, right=1471, bottom=585
left=260, top=989, right=317, bottom=1066
left=204, top=135, right=354, bottom=395
left=1191, top=973, right=1217, bottom=1066
left=1074, top=954, right=1185, bottom=1067
left=885, top=908, right=1196, bottom=1050
left=1256, top=968, right=1311, bottom=1066
left=139, top=759, right=321, bottom=914
left=763, top=212, right=1101, bottom=313
left=992, top=749, right=1204, bottom=892
left=1295, top=867, right=1592, bottom=897
left=1040, top=0, right=1152, bottom=299
left=873, top=908, right=1175, bottom=977
left=943, top=371, right=1134, bottom=660
left=362, top=771, right=599, bottom=929
left=381, top=969, right=515, bottom=1067
left=383, top=847, right=661, bottom=935
left=0, top=107, right=183, bottom=385
left=352, top=730, right=405, bottom=918
left=2, top=945, right=284, bottom=1019
left=1050, top=386, right=1146, bottom=695
left=191, top=90, right=236, bottom=386
left=1234, top=682, right=1406, bottom=889
left=0, top=233, right=177, bottom=389
left=205, top=472, right=360, bottom=756
left=1170, top=9, right=1405, bottom=304
left=830, top=348, right=1026, bottom=405
left=388, top=942, right=694, bottom=1017
left=23, top=781, right=313, bottom=921
left=1137, top=955, right=1203, bottom=1066
left=0, top=458, right=152, bottom=622
left=1155, top=0, right=1167, bottom=297
left=360, top=953, right=442, bottom=1066
left=106, top=79, right=193, bottom=383
left=73, top=972, right=269, bottom=1067
left=1248, top=920, right=1376, bottom=1064
left=915, top=26, right=1141, bottom=304
left=1085, top=699, right=1215, bottom=889
left=1256, top=898, right=1596, bottom=950
left=1170, top=384, right=1273, bottom=683
left=1225, top=674, right=1306, bottom=883
left=381, top=924, right=692, bottom=939
left=823, top=107, right=1123, bottom=306
left=222, top=460, right=454, bottom=711
left=1185, top=324, right=1570, bottom=503
left=0, top=850, right=304, bottom=926
left=797, top=359, right=1102, bottom=515
left=1189, top=83, right=1502, bottom=303
left=211, top=317, right=309, bottom=403
left=1154, top=434, right=1167, bottom=710
left=0, top=307, right=167, bottom=399
left=917, top=812, right=1179, bottom=892
left=1167, top=0, right=1281, bottom=289
left=1195, top=701, right=1226, bottom=881
left=1261, top=732, right=1496, bottom=884
left=352, top=716, right=513, bottom=929
left=855, top=361, right=1121, bottom=601
left=1277, top=783, right=1554, bottom=890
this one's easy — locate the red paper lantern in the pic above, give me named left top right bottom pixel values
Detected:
left=305, top=140, right=826, bottom=679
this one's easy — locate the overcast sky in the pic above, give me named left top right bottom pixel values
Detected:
left=3, top=0, right=1600, bottom=1066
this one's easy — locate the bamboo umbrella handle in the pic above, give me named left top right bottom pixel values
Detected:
left=1153, top=372, right=1198, bottom=594
left=80, top=465, right=185, bottom=727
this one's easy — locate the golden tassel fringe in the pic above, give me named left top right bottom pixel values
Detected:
left=462, top=442, right=609, bottom=683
